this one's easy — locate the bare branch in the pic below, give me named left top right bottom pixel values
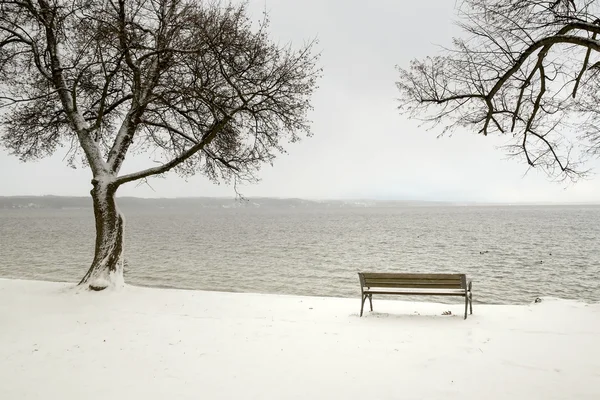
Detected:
left=397, top=0, right=600, bottom=181
left=115, top=117, right=232, bottom=185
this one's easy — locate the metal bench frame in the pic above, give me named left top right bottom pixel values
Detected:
left=358, top=272, right=473, bottom=319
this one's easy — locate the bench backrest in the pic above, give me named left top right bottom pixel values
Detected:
left=358, top=272, right=467, bottom=290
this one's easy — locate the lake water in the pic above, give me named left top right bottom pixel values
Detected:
left=1, top=205, right=599, bottom=305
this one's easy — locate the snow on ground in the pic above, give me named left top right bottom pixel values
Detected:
left=1, top=278, right=599, bottom=400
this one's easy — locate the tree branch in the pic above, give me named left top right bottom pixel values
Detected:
left=115, top=117, right=231, bottom=186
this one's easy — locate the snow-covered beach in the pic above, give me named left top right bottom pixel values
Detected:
left=1, top=278, right=599, bottom=399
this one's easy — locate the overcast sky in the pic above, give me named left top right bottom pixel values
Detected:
left=1, top=0, right=600, bottom=203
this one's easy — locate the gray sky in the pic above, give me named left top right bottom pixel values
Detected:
left=1, top=0, right=600, bottom=202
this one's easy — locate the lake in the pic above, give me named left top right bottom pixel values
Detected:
left=1, top=203, right=599, bottom=304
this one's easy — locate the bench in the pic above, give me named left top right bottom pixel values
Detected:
left=358, top=272, right=473, bottom=319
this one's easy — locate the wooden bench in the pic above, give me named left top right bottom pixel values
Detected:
left=358, top=272, right=473, bottom=319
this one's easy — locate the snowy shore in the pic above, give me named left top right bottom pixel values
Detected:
left=1, top=278, right=599, bottom=399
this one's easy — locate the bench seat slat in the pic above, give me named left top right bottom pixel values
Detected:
left=364, top=278, right=462, bottom=284
left=364, top=290, right=467, bottom=296
left=363, top=287, right=467, bottom=294
left=363, top=279, right=463, bottom=285
left=363, top=282, right=464, bottom=289
left=361, top=273, right=464, bottom=280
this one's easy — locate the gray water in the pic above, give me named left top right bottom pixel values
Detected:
left=1, top=205, right=599, bottom=304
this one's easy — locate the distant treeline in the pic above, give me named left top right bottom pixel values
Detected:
left=0, top=196, right=444, bottom=210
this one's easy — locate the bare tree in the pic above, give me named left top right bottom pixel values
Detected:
left=396, top=0, right=600, bottom=181
left=0, top=0, right=320, bottom=290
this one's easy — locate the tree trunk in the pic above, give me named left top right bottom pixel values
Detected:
left=78, top=179, right=125, bottom=291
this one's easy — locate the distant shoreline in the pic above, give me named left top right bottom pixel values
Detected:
left=1, top=195, right=599, bottom=210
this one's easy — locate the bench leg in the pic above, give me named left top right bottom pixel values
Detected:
left=469, top=292, right=473, bottom=315
left=368, top=294, right=373, bottom=311
left=469, top=281, right=473, bottom=315
left=360, top=294, right=367, bottom=317
left=464, top=295, right=468, bottom=320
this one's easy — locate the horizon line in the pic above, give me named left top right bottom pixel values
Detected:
left=1, top=194, right=599, bottom=206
